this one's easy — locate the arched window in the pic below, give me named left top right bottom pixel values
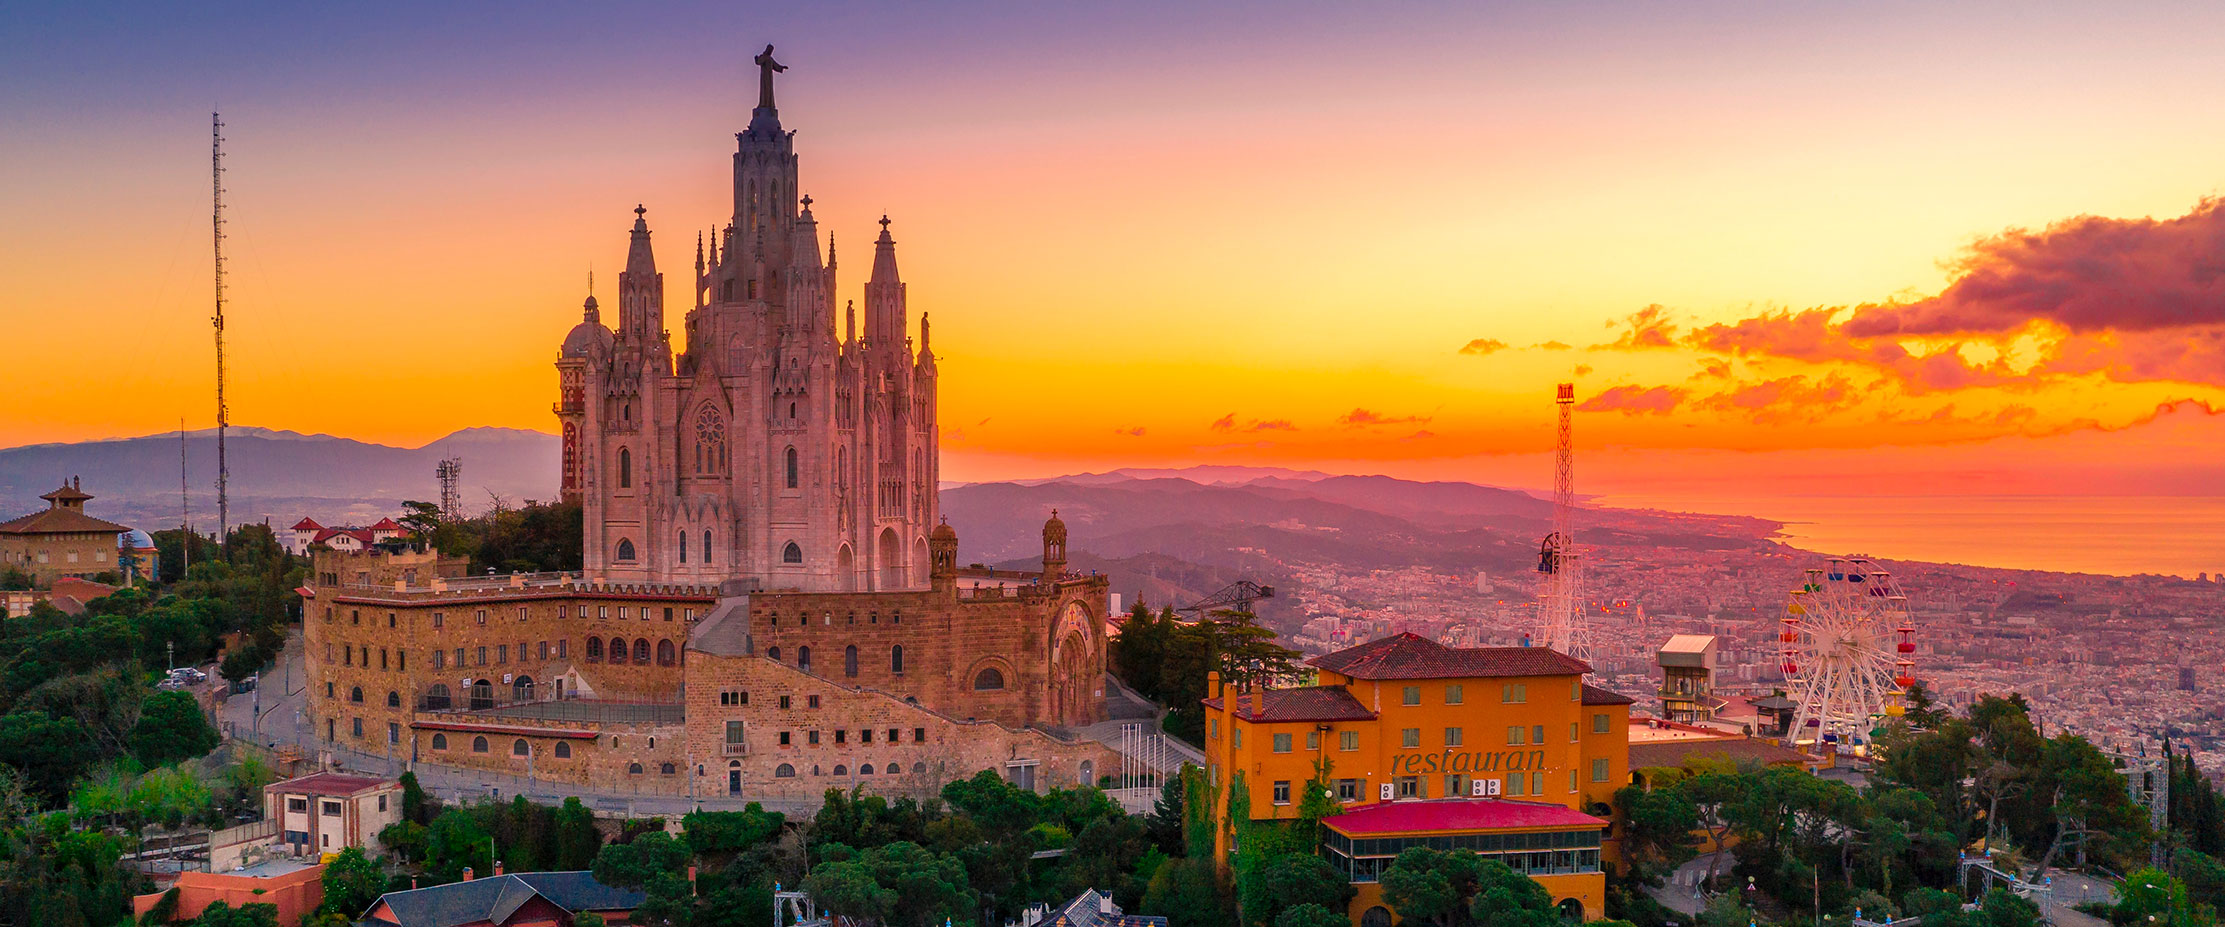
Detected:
left=587, top=638, right=603, bottom=662
left=702, top=530, right=712, bottom=562
left=679, top=531, right=688, bottom=564
left=608, top=637, right=627, bottom=664
left=470, top=679, right=493, bottom=709
left=768, top=646, right=781, bottom=662
left=426, top=683, right=452, bottom=710
left=512, top=739, right=529, bottom=756
left=350, top=686, right=363, bottom=703
left=658, top=640, right=676, bottom=666
left=512, top=676, right=534, bottom=701
left=628, top=763, right=644, bottom=775
left=386, top=691, right=400, bottom=708
left=797, top=646, right=812, bottom=674
left=844, top=646, right=859, bottom=677
left=912, top=762, right=925, bottom=775
left=432, top=733, right=447, bottom=750
left=633, top=638, right=650, bottom=663
left=785, top=447, right=798, bottom=488
left=554, top=742, right=571, bottom=758
left=891, top=645, right=904, bottom=674
left=974, top=667, right=1005, bottom=691
left=783, top=542, right=803, bottom=564
left=888, top=761, right=902, bottom=776
left=660, top=762, right=676, bottom=775
left=696, top=406, right=726, bottom=473
left=861, top=764, right=875, bottom=775
left=833, top=765, right=848, bottom=777
left=618, top=448, right=632, bottom=488
left=615, top=538, right=637, bottom=562
left=472, top=736, right=489, bottom=753
left=775, top=763, right=796, bottom=778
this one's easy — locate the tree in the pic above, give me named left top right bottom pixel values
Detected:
left=593, top=830, right=691, bottom=890
left=2115, top=867, right=2208, bottom=927
left=0, top=711, right=95, bottom=804
left=1616, top=783, right=1700, bottom=884
left=318, top=847, right=386, bottom=919
left=187, top=900, right=280, bottom=927
left=218, top=646, right=266, bottom=686
left=1139, top=857, right=1228, bottom=927
left=801, top=841, right=975, bottom=927
left=2030, top=735, right=2146, bottom=876
left=1468, top=860, right=1561, bottom=927
left=1379, top=847, right=1482, bottom=927
left=129, top=691, right=220, bottom=768
left=398, top=501, right=443, bottom=542
left=1275, top=904, right=1349, bottom=927
left=425, top=810, right=494, bottom=883
left=1681, top=771, right=1743, bottom=890
left=1253, top=853, right=1354, bottom=926
left=683, top=804, right=785, bottom=857
left=555, top=797, right=603, bottom=870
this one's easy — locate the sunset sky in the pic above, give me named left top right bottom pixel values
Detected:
left=6, top=1, right=2224, bottom=504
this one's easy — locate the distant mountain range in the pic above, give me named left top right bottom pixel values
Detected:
left=2, top=428, right=1779, bottom=622
left=0, top=427, right=558, bottom=531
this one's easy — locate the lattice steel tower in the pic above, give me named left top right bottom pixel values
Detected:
left=211, top=112, right=231, bottom=547
left=1536, top=383, right=1589, bottom=660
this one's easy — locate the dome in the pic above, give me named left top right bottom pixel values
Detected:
left=562, top=298, right=613, bottom=358
left=1042, top=508, right=1066, bottom=533
left=120, top=528, right=154, bottom=549
left=930, top=519, right=958, bottom=542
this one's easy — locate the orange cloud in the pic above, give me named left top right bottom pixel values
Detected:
left=1459, top=338, right=1509, bottom=356
left=1578, top=385, right=1686, bottom=415
left=1339, top=408, right=1430, bottom=427
left=1593, top=304, right=1679, bottom=350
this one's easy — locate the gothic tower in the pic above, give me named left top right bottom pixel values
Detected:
left=560, top=47, right=938, bottom=593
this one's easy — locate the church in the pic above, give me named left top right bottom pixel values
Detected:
left=300, top=49, right=1116, bottom=800
left=555, top=44, right=937, bottom=594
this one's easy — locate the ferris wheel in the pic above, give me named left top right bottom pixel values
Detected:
left=1778, top=556, right=1917, bottom=752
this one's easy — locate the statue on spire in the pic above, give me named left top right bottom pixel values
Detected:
left=754, top=44, right=786, bottom=110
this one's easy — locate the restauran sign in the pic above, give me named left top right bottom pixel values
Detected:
left=1390, top=748, right=1550, bottom=775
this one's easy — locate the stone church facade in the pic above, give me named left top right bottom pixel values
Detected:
left=555, top=52, right=937, bottom=595
left=302, top=52, right=1114, bottom=800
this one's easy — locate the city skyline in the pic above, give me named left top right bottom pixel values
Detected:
left=6, top=2, right=2224, bottom=507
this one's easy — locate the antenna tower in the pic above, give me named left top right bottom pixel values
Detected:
left=1536, top=383, right=1590, bottom=661
left=436, top=458, right=464, bottom=521
left=211, top=112, right=231, bottom=548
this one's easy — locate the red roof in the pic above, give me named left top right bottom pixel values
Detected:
left=1202, top=686, right=1377, bottom=723
left=312, top=527, right=378, bottom=546
left=290, top=518, right=324, bottom=531
left=369, top=518, right=403, bottom=531
left=1311, top=633, right=1590, bottom=680
left=271, top=772, right=393, bottom=797
left=0, top=507, right=132, bottom=536
left=1582, top=683, right=1636, bottom=705
left=1327, top=798, right=1606, bottom=836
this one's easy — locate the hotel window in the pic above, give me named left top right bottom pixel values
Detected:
left=1444, top=684, right=1464, bottom=705
left=1592, top=758, right=1610, bottom=782
left=1272, top=733, right=1292, bottom=753
left=1592, top=713, right=1610, bottom=734
left=1401, top=686, right=1420, bottom=706
left=1306, top=731, right=1320, bottom=751
left=1232, top=729, right=1242, bottom=749
left=1446, top=774, right=1466, bottom=797
left=1502, top=683, right=1527, bottom=703
left=1444, top=727, right=1464, bottom=747
left=1571, top=679, right=1581, bottom=700
left=1401, top=728, right=1420, bottom=748
left=1210, top=719, right=1219, bottom=739
left=1530, top=771, right=1543, bottom=795
left=1532, top=724, right=1546, bottom=745
left=1337, top=779, right=1359, bottom=802
left=1340, top=731, right=1359, bottom=752
left=1272, top=781, right=1291, bottom=805
left=1571, top=722, right=1580, bottom=742
left=1570, top=770, right=1579, bottom=792
left=1507, top=773, right=1524, bottom=796
left=1395, top=776, right=1421, bottom=798
left=1508, top=726, right=1525, bottom=745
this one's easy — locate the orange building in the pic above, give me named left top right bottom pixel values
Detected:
left=1204, top=633, right=1633, bottom=924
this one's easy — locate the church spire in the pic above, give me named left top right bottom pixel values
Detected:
left=866, top=214, right=906, bottom=348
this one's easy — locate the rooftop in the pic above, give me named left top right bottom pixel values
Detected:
left=1311, top=632, right=1590, bottom=681
left=1325, top=798, right=1607, bottom=836
left=1202, top=685, right=1377, bottom=723
left=0, top=506, right=132, bottom=536
left=1629, top=736, right=1812, bottom=770
left=365, top=871, right=644, bottom=927
left=1581, top=683, right=1637, bottom=706
left=271, top=772, right=393, bottom=797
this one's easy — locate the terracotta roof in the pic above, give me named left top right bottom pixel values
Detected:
left=1201, top=685, right=1376, bottom=723
left=271, top=772, right=393, bottom=797
left=1310, top=632, right=1590, bottom=680
left=290, top=518, right=324, bottom=531
left=369, top=518, right=403, bottom=531
left=312, top=527, right=379, bottom=546
left=1581, top=684, right=1636, bottom=705
left=1629, top=737, right=1810, bottom=770
left=39, top=483, right=92, bottom=503
left=1325, top=798, right=1606, bottom=836
left=0, top=507, right=132, bottom=535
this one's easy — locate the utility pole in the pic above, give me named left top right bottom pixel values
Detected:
left=179, top=420, right=191, bottom=580
left=212, top=112, right=231, bottom=549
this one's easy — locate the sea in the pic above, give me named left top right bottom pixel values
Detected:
left=1589, top=493, right=2225, bottom=579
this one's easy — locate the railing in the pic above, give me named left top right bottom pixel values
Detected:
left=722, top=743, right=749, bottom=756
